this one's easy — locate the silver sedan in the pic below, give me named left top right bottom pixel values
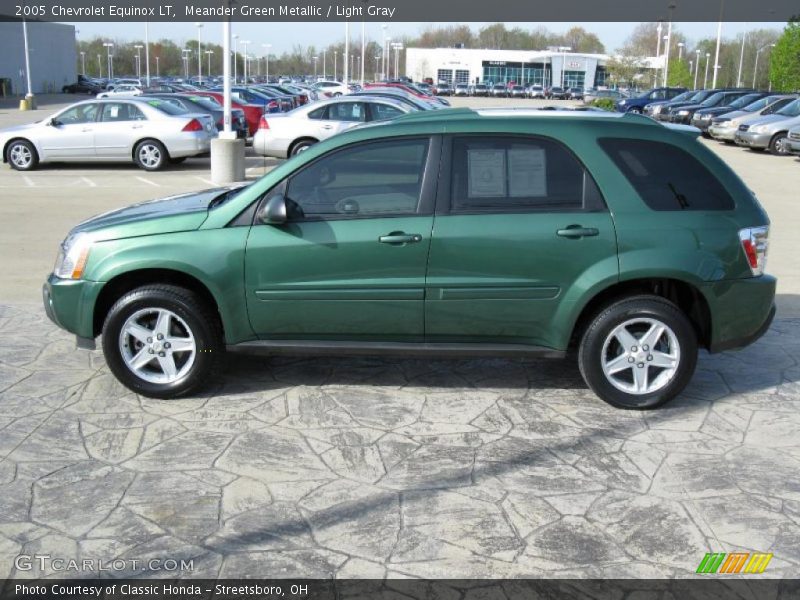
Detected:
left=1, top=98, right=216, bottom=171
left=252, top=96, right=417, bottom=158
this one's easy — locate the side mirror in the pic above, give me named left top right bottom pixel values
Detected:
left=258, top=194, right=288, bottom=225
left=47, top=117, right=58, bottom=127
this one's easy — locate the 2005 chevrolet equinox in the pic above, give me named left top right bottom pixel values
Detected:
left=43, top=108, right=776, bottom=409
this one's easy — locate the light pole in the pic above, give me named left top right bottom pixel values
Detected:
left=233, top=34, right=239, bottom=84
left=737, top=28, right=747, bottom=88
left=312, top=55, right=318, bottom=78
left=195, top=23, right=203, bottom=85
left=155, top=56, right=160, bottom=77
left=334, top=51, right=338, bottom=80
left=712, top=0, right=724, bottom=88
left=22, top=18, right=34, bottom=106
left=182, top=48, right=191, bottom=79
left=80, top=51, right=86, bottom=74
left=677, top=42, right=684, bottom=61
left=144, top=21, right=150, bottom=87
left=753, top=43, right=775, bottom=89
left=557, top=45, right=571, bottom=88
left=344, top=22, right=350, bottom=86
left=322, top=48, right=326, bottom=79
left=662, top=4, right=675, bottom=87
left=103, top=42, right=114, bottom=80
left=694, top=49, right=700, bottom=88
left=703, top=52, right=710, bottom=89
left=655, top=21, right=663, bottom=86
left=97, top=54, right=102, bottom=78
left=384, top=36, right=392, bottom=81
left=360, top=0, right=367, bottom=85
left=134, top=45, right=143, bottom=78
left=240, top=40, right=251, bottom=82
left=391, top=42, right=403, bottom=79
left=374, top=54, right=380, bottom=80
left=262, top=43, right=271, bottom=80
left=206, top=50, right=214, bottom=78
left=381, top=24, right=388, bottom=80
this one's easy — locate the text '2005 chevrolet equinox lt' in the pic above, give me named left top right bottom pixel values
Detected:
left=43, top=108, right=776, bottom=409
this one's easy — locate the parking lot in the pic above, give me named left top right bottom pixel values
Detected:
left=1, top=94, right=800, bottom=580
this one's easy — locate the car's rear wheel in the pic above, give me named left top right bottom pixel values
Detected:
left=290, top=139, right=316, bottom=156
left=578, top=296, right=697, bottom=409
left=102, top=285, right=222, bottom=399
left=6, top=139, right=38, bottom=171
left=134, top=139, right=168, bottom=171
left=769, top=132, right=790, bottom=156
left=629, top=107, right=643, bottom=114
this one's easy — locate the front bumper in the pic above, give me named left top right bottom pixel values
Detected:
left=705, top=274, right=777, bottom=353
left=43, top=274, right=105, bottom=343
left=734, top=130, right=772, bottom=148
left=708, top=124, right=737, bottom=140
left=691, top=116, right=714, bottom=132
left=788, top=136, right=800, bottom=154
left=670, top=113, right=692, bottom=124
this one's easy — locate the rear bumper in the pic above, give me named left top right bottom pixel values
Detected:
left=168, top=134, right=213, bottom=158
left=705, top=275, right=777, bottom=353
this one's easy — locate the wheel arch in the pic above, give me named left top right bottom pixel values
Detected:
left=288, top=137, right=318, bottom=157
left=3, top=137, right=40, bottom=164
left=570, top=278, right=712, bottom=351
left=131, top=137, right=170, bottom=162
left=93, top=268, right=222, bottom=339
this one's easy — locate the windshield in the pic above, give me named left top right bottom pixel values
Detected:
left=743, top=96, right=773, bottom=112
left=728, top=94, right=761, bottom=109
left=700, top=92, right=725, bottom=107
left=142, top=99, right=189, bottom=115
left=777, top=98, right=800, bottom=117
left=670, top=91, right=694, bottom=102
left=689, top=90, right=712, bottom=102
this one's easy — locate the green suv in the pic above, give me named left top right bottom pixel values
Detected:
left=43, top=108, right=776, bottom=409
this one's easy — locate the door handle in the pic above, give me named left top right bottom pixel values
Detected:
left=556, top=226, right=599, bottom=238
left=132, top=124, right=144, bottom=129
left=321, top=125, right=334, bottom=130
left=81, top=128, right=93, bottom=132
left=379, top=232, right=422, bottom=245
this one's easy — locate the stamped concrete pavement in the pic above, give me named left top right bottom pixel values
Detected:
left=1, top=304, right=799, bottom=579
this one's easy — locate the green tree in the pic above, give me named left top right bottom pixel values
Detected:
left=770, top=19, right=800, bottom=91
left=666, top=58, right=691, bottom=87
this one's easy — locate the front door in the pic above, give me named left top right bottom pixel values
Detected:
left=425, top=135, right=618, bottom=350
left=245, top=136, right=438, bottom=340
left=40, top=103, right=99, bottom=159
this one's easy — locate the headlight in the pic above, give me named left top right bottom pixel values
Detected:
left=53, top=232, right=92, bottom=279
left=619, top=100, right=626, bottom=105
left=678, top=110, right=690, bottom=116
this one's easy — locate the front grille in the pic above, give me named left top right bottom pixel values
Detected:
left=739, top=124, right=750, bottom=132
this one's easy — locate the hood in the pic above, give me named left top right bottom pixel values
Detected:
left=715, top=109, right=750, bottom=121
left=696, top=106, right=732, bottom=116
left=70, top=185, right=246, bottom=241
left=745, top=113, right=794, bottom=129
left=0, top=120, right=46, bottom=139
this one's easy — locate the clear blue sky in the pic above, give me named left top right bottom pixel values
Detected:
left=69, top=22, right=786, bottom=54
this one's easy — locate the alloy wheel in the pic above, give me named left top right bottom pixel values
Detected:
left=9, top=144, right=33, bottom=169
left=600, top=317, right=681, bottom=395
left=118, top=308, right=196, bottom=384
left=138, top=144, right=162, bottom=168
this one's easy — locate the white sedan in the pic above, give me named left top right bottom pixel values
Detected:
left=253, top=96, right=417, bottom=158
left=1, top=98, right=216, bottom=171
left=97, top=85, right=142, bottom=99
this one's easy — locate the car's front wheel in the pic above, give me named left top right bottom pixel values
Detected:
left=134, top=139, right=168, bottom=171
left=102, top=285, right=222, bottom=398
left=6, top=139, right=38, bottom=171
left=769, top=132, right=790, bottom=156
left=578, top=296, right=697, bottom=409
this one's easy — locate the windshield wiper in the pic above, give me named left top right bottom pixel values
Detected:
left=667, top=182, right=690, bottom=210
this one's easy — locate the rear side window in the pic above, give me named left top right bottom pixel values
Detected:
left=450, top=136, right=604, bottom=212
left=599, top=138, right=734, bottom=211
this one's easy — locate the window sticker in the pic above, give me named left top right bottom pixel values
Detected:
left=508, top=147, right=547, bottom=197
left=109, top=105, right=119, bottom=118
left=468, top=149, right=506, bottom=197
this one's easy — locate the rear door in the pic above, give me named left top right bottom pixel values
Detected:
left=94, top=102, right=148, bottom=159
left=425, top=134, right=618, bottom=350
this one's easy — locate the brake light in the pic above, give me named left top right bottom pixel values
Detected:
left=259, top=116, right=269, bottom=130
left=182, top=118, right=203, bottom=132
left=267, top=100, right=278, bottom=111
left=738, top=226, right=769, bottom=276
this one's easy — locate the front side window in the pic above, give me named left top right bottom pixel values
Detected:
left=57, top=104, right=98, bottom=124
left=285, top=138, right=429, bottom=218
left=599, top=138, right=734, bottom=211
left=449, top=136, right=601, bottom=212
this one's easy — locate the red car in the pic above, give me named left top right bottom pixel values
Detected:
left=188, top=91, right=264, bottom=136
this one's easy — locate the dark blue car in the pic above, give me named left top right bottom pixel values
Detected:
left=615, top=87, right=687, bottom=113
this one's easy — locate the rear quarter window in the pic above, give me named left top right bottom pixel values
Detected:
left=598, top=138, right=734, bottom=211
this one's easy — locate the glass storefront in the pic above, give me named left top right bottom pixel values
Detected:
left=481, top=61, right=550, bottom=86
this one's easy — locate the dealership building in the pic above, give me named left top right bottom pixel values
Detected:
left=405, top=47, right=617, bottom=89
left=0, top=20, right=77, bottom=96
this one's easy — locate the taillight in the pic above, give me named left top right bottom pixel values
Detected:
left=738, top=226, right=769, bottom=276
left=267, top=100, right=278, bottom=111
left=182, top=118, right=203, bottom=132
left=259, top=116, right=269, bottom=130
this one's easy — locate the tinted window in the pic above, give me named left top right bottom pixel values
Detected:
left=729, top=94, right=761, bottom=109
left=370, top=103, right=405, bottom=121
left=308, top=106, right=327, bottom=119
left=777, top=98, right=800, bottom=117
left=328, top=102, right=366, bottom=122
left=599, top=138, right=734, bottom=211
left=286, top=139, right=429, bottom=218
left=450, top=136, right=601, bottom=212
left=100, top=102, right=145, bottom=122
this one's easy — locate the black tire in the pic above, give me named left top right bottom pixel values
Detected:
left=134, top=139, right=169, bottom=171
left=578, top=295, right=698, bottom=410
left=290, top=139, right=316, bottom=156
left=169, top=156, right=187, bottom=165
left=101, top=285, right=223, bottom=399
left=629, top=107, right=643, bottom=114
left=6, top=139, right=38, bottom=171
left=768, top=132, right=789, bottom=156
